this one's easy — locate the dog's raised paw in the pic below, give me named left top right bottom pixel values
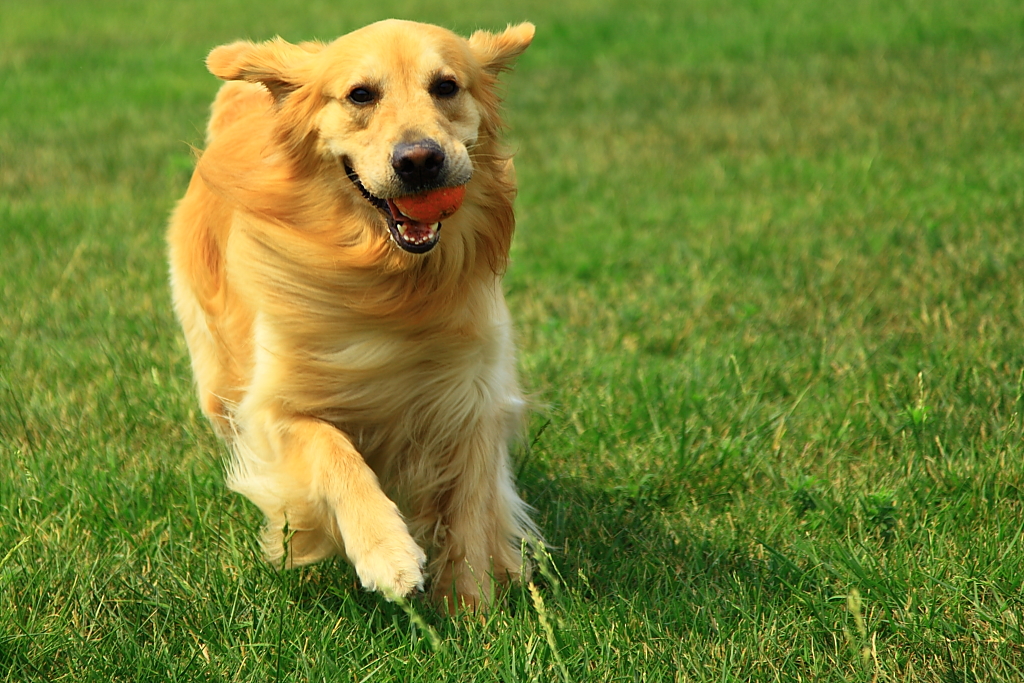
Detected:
left=352, top=534, right=428, bottom=599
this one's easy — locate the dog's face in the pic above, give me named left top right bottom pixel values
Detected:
left=207, top=20, right=533, bottom=254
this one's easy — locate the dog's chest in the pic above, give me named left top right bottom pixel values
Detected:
left=262, top=310, right=514, bottom=416
left=311, top=320, right=516, bottom=461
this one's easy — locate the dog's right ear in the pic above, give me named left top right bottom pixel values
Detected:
left=207, top=38, right=319, bottom=101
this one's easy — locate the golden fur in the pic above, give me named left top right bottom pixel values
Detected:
left=167, top=20, right=537, bottom=610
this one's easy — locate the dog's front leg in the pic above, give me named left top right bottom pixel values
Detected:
left=425, top=414, right=532, bottom=612
left=235, top=411, right=427, bottom=599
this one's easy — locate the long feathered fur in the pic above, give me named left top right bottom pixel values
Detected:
left=168, top=20, right=538, bottom=610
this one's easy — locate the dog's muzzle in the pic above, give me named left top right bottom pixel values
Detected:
left=344, top=164, right=442, bottom=254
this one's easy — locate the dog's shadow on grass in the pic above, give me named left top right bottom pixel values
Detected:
left=515, top=458, right=821, bottom=632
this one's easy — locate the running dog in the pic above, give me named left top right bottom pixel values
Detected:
left=167, top=19, right=537, bottom=610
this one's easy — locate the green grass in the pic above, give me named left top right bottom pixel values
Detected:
left=3, top=0, right=1024, bottom=680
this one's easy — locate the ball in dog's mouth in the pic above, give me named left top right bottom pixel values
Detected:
left=345, top=164, right=456, bottom=254
left=392, top=186, right=466, bottom=224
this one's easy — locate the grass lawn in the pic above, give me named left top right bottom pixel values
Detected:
left=3, top=0, right=1024, bottom=680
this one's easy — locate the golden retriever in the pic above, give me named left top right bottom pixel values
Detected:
left=167, top=19, right=537, bottom=610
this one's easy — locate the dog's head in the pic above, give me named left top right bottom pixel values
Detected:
left=206, top=20, right=533, bottom=255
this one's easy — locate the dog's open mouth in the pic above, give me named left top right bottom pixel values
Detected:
left=345, top=164, right=441, bottom=254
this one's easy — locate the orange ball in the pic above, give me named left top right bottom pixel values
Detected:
left=394, top=185, right=466, bottom=224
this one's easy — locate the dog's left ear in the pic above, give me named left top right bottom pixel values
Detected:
left=207, top=38, right=320, bottom=101
left=469, top=22, right=535, bottom=76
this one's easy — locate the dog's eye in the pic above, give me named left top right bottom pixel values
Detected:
left=431, top=79, right=459, bottom=98
left=348, top=87, right=376, bottom=105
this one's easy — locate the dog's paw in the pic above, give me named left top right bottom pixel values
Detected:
left=342, top=507, right=427, bottom=598
left=351, top=531, right=427, bottom=599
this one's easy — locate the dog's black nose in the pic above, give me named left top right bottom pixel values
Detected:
left=392, top=140, right=446, bottom=189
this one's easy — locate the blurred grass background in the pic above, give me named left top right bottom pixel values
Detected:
left=3, top=0, right=1024, bottom=680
